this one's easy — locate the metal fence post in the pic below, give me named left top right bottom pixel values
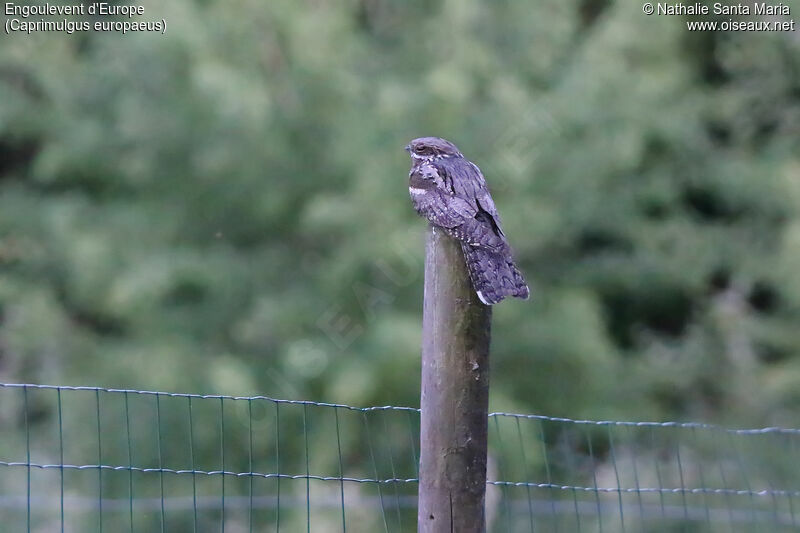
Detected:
left=418, top=226, right=492, bottom=533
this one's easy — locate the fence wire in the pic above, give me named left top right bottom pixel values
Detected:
left=0, top=383, right=798, bottom=532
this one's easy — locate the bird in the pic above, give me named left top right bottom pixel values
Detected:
left=405, top=136, right=529, bottom=305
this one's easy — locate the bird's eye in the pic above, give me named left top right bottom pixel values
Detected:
left=415, top=146, right=427, bottom=154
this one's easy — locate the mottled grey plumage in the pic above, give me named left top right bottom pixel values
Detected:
left=406, top=136, right=529, bottom=305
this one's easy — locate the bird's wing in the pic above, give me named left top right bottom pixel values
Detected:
left=410, top=164, right=476, bottom=229
left=435, top=157, right=506, bottom=238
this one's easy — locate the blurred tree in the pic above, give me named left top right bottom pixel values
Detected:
left=1, top=2, right=799, bottom=528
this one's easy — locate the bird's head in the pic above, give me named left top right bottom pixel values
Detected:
left=405, top=137, right=463, bottom=160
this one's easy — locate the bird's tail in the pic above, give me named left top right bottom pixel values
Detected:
left=461, top=243, right=529, bottom=305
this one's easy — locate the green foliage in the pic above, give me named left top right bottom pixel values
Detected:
left=1, top=0, right=799, bottom=528
left=2, top=0, right=800, bottom=423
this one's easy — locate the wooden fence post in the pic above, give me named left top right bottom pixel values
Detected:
left=418, top=226, right=492, bottom=533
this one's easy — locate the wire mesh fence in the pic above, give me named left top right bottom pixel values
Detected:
left=1, top=382, right=798, bottom=532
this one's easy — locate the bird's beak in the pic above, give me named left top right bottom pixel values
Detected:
left=404, top=144, right=411, bottom=152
